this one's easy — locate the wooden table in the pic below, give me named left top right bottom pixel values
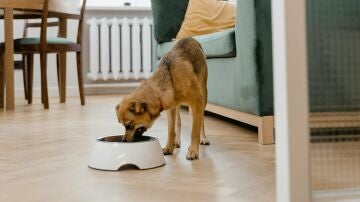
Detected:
left=1, top=8, right=16, bottom=110
left=0, top=0, right=75, bottom=110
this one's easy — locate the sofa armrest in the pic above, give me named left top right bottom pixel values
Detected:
left=233, top=0, right=274, bottom=116
left=235, top=0, right=256, bottom=55
left=232, top=0, right=259, bottom=114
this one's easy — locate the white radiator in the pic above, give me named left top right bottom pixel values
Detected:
left=87, top=17, right=153, bottom=81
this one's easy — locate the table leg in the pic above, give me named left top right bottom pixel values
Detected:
left=4, top=8, right=14, bottom=110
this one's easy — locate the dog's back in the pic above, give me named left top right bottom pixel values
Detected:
left=172, top=37, right=207, bottom=77
left=158, top=37, right=207, bottom=82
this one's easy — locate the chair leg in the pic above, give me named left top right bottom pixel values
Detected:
left=27, top=54, right=34, bottom=104
left=258, top=116, right=275, bottom=145
left=76, top=52, right=85, bottom=105
left=22, top=54, right=29, bottom=100
left=0, top=52, right=4, bottom=108
left=59, top=52, right=66, bottom=103
left=56, top=53, right=60, bottom=95
left=40, top=52, right=49, bottom=109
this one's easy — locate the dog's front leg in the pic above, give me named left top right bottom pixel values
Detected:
left=174, top=106, right=181, bottom=148
left=186, top=104, right=204, bottom=160
left=163, top=108, right=176, bottom=155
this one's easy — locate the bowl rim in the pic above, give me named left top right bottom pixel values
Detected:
left=96, top=135, right=158, bottom=144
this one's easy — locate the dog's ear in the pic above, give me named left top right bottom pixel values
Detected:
left=128, top=100, right=147, bottom=114
left=115, top=104, right=121, bottom=123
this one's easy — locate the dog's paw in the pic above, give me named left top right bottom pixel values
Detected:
left=186, top=146, right=199, bottom=160
left=200, top=138, right=210, bottom=145
left=163, top=146, right=174, bottom=155
left=174, top=139, right=181, bottom=148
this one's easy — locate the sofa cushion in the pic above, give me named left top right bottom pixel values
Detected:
left=176, top=0, right=236, bottom=39
left=150, top=0, right=189, bottom=43
left=157, top=28, right=236, bottom=59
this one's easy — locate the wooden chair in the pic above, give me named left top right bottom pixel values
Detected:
left=22, top=19, right=60, bottom=104
left=0, top=0, right=87, bottom=109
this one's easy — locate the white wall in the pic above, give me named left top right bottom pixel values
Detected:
left=87, top=0, right=151, bottom=7
left=0, top=19, right=80, bottom=98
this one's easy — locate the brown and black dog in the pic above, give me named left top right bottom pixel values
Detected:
left=116, top=37, right=209, bottom=160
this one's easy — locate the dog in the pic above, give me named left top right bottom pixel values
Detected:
left=115, top=37, right=209, bottom=160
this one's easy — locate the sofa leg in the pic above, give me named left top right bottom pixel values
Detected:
left=258, top=116, right=275, bottom=145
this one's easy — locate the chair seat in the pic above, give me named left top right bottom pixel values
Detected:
left=0, top=10, right=41, bottom=19
left=4, top=37, right=83, bottom=53
left=14, top=37, right=75, bottom=45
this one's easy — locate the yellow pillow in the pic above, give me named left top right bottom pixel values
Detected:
left=176, top=0, right=236, bottom=39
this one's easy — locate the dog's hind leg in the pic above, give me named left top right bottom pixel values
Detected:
left=186, top=103, right=204, bottom=160
left=163, top=108, right=176, bottom=155
left=200, top=82, right=209, bottom=145
left=200, top=119, right=210, bottom=145
left=174, top=106, right=181, bottom=148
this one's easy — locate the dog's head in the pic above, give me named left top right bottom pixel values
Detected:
left=116, top=97, right=160, bottom=142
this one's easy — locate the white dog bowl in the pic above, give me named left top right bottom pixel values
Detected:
left=88, top=135, right=165, bottom=171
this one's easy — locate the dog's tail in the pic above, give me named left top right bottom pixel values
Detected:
left=174, top=37, right=204, bottom=54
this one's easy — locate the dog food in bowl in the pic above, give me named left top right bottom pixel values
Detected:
left=100, top=135, right=153, bottom=142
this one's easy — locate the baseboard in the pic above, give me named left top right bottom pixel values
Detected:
left=310, top=112, right=360, bottom=128
left=313, top=188, right=360, bottom=202
left=14, top=83, right=140, bottom=98
left=84, top=83, right=139, bottom=95
left=15, top=86, right=80, bottom=98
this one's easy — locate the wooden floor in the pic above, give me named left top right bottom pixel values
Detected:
left=311, top=140, right=360, bottom=191
left=0, top=95, right=275, bottom=202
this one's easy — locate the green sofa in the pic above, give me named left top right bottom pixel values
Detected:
left=151, top=0, right=274, bottom=144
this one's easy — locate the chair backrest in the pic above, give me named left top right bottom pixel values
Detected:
left=48, top=0, right=86, bottom=20
left=23, top=19, right=59, bottom=38
left=38, top=0, right=87, bottom=49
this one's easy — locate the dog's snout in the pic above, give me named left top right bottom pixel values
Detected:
left=136, top=127, right=147, bottom=133
left=137, top=127, right=147, bottom=134
left=134, top=127, right=147, bottom=139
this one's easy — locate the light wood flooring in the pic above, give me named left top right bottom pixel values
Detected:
left=0, top=95, right=275, bottom=202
